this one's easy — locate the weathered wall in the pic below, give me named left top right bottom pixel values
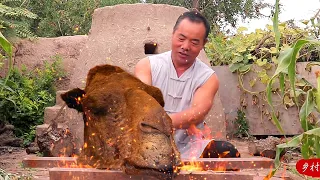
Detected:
left=13, top=35, right=88, bottom=90
left=69, top=3, right=211, bottom=89
left=213, top=62, right=320, bottom=137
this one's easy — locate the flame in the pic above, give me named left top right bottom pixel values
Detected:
left=281, top=164, right=287, bottom=179
left=219, top=151, right=230, bottom=158
left=75, top=96, right=82, bottom=104
left=179, top=157, right=204, bottom=172
left=264, top=164, right=274, bottom=179
left=316, top=70, right=320, bottom=78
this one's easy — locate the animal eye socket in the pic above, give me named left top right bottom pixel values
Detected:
left=140, top=122, right=161, bottom=133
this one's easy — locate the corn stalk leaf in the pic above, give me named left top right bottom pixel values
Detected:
left=0, top=31, right=12, bottom=56
left=0, top=31, right=12, bottom=93
left=288, top=40, right=319, bottom=104
left=274, top=128, right=320, bottom=167
left=273, top=0, right=280, bottom=52
left=279, top=73, right=284, bottom=97
left=299, top=89, right=315, bottom=131
left=315, top=136, right=320, bottom=158
left=301, top=135, right=313, bottom=159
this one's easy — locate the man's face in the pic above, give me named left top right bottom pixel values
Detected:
left=171, top=18, right=207, bottom=66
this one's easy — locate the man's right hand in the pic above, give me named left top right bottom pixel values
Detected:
left=187, top=124, right=204, bottom=139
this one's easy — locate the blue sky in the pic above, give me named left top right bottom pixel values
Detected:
left=237, top=0, right=320, bottom=32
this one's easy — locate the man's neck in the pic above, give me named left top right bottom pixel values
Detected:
left=172, top=60, right=194, bottom=78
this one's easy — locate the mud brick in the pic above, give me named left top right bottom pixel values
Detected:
left=44, top=106, right=66, bottom=124
left=56, top=90, right=68, bottom=106
left=35, top=123, right=65, bottom=137
left=23, top=157, right=274, bottom=170
left=181, top=157, right=274, bottom=170
left=49, top=168, right=255, bottom=180
left=22, top=157, right=77, bottom=168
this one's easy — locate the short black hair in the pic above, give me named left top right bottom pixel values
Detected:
left=173, top=10, right=211, bottom=41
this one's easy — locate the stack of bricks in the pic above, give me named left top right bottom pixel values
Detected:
left=22, top=156, right=293, bottom=180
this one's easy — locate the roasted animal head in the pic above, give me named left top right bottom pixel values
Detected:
left=61, top=64, right=181, bottom=179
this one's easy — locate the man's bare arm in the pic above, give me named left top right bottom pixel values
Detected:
left=170, top=74, right=219, bottom=129
left=134, top=57, right=152, bottom=85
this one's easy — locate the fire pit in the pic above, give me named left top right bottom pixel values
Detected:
left=23, top=64, right=292, bottom=180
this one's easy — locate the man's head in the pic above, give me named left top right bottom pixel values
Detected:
left=171, top=10, right=210, bottom=66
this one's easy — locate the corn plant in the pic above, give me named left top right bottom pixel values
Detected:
left=266, top=0, right=320, bottom=178
left=0, top=30, right=12, bottom=92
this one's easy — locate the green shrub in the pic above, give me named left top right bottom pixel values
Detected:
left=0, top=56, right=65, bottom=140
left=234, top=109, right=250, bottom=138
left=27, top=0, right=99, bottom=37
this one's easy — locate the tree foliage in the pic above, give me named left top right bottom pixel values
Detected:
left=25, top=0, right=140, bottom=37
left=146, top=0, right=272, bottom=29
left=0, top=0, right=37, bottom=39
left=23, top=0, right=272, bottom=37
left=26, top=0, right=100, bottom=37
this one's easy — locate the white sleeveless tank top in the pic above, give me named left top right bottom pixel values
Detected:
left=149, top=51, right=215, bottom=158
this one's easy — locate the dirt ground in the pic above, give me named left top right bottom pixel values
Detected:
left=0, top=139, right=304, bottom=180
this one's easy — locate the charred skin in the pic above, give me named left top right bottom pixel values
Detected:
left=61, top=64, right=181, bottom=179
left=60, top=88, right=85, bottom=112
left=201, top=140, right=241, bottom=158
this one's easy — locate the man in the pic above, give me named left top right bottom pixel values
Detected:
left=135, top=10, right=239, bottom=159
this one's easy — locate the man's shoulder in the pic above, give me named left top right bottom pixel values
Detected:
left=149, top=51, right=170, bottom=60
left=148, top=51, right=171, bottom=66
left=195, top=59, right=214, bottom=72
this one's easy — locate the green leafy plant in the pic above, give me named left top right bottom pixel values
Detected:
left=21, top=125, right=36, bottom=146
left=0, top=30, right=12, bottom=89
left=234, top=109, right=250, bottom=138
left=0, top=0, right=37, bottom=39
left=0, top=168, right=32, bottom=180
left=0, top=56, right=65, bottom=141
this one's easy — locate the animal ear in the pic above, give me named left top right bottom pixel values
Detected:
left=61, top=88, right=86, bottom=112
left=144, top=86, right=165, bottom=107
